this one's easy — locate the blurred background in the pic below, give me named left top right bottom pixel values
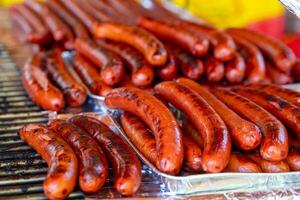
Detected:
left=1, top=0, right=300, bottom=56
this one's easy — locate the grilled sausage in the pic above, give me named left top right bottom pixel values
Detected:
left=177, top=78, right=261, bottom=150
left=18, top=124, right=78, bottom=200
left=157, top=50, right=178, bottom=81
left=69, top=116, right=141, bottom=195
left=74, top=38, right=125, bottom=86
left=46, top=49, right=87, bottom=107
left=77, top=0, right=114, bottom=22
left=155, top=82, right=231, bottom=173
left=73, top=53, right=113, bottom=96
left=182, top=119, right=204, bottom=148
left=92, top=22, right=168, bottom=66
left=48, top=120, right=109, bottom=193
left=292, top=60, right=300, bottom=82
left=210, top=88, right=288, bottom=161
left=287, top=148, right=300, bottom=171
left=266, top=62, right=293, bottom=84
left=225, top=52, right=246, bottom=83
left=138, top=17, right=209, bottom=57
left=182, top=134, right=203, bottom=172
left=227, top=28, right=296, bottom=72
left=96, top=39, right=154, bottom=87
left=224, top=152, right=262, bottom=173
left=22, top=53, right=65, bottom=111
left=105, top=87, right=184, bottom=175
left=203, top=56, right=225, bottom=82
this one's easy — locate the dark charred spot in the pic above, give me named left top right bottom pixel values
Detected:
left=265, top=95, right=275, bottom=101
left=278, top=100, right=290, bottom=109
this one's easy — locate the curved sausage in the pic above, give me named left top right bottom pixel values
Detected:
left=248, top=152, right=290, bottom=173
left=48, top=120, right=109, bottom=193
left=18, top=124, right=78, bottom=200
left=224, top=152, right=262, bottom=173
left=287, top=149, right=300, bottom=171
left=266, top=62, right=293, bottom=84
left=69, top=116, right=141, bottom=196
left=74, top=38, right=125, bottom=86
left=155, top=82, right=231, bottom=173
left=105, top=87, right=184, bottom=175
left=157, top=50, right=178, bottom=81
left=22, top=53, right=65, bottom=111
left=182, top=134, right=203, bottom=172
left=227, top=28, right=296, bottom=72
left=228, top=33, right=266, bottom=83
left=182, top=119, right=204, bottom=148
left=92, top=22, right=168, bottom=66
left=203, top=56, right=225, bottom=82
left=96, top=39, right=155, bottom=87
left=46, top=49, right=87, bottom=107
left=232, top=87, right=300, bottom=140
left=178, top=21, right=236, bottom=61
left=177, top=78, right=261, bottom=151
left=138, top=17, right=209, bottom=57
left=225, top=52, right=246, bottom=83
left=73, top=53, right=113, bottom=96
left=77, top=0, right=114, bottom=22
left=210, top=87, right=288, bottom=161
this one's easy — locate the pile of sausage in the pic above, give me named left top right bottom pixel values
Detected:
left=10, top=0, right=300, bottom=92
left=18, top=115, right=142, bottom=200
left=105, top=79, right=300, bottom=175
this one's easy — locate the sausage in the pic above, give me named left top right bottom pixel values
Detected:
left=265, top=62, right=293, bottom=84
left=287, top=148, right=300, bottom=171
left=61, top=0, right=97, bottom=29
left=157, top=50, right=178, bottom=81
left=155, top=82, right=231, bottom=173
left=74, top=38, right=125, bottom=86
left=203, top=56, right=225, bottom=82
left=86, top=0, right=125, bottom=21
left=246, top=83, right=300, bottom=107
left=182, top=134, right=203, bottom=172
left=96, top=39, right=155, bottom=87
left=182, top=119, right=204, bottom=148
left=210, top=87, right=288, bottom=161
left=227, top=28, right=296, bottom=72
left=92, top=22, right=168, bottom=66
left=146, top=0, right=180, bottom=23
left=178, top=21, right=236, bottom=61
left=46, top=49, right=87, bottom=107
left=73, top=53, right=113, bottom=96
left=138, top=17, right=209, bottom=57
left=105, top=87, right=184, bottom=175
left=11, top=4, right=51, bottom=45
left=177, top=78, right=261, bottom=151
left=18, top=124, right=78, bottom=200
left=248, top=152, right=290, bottom=173
left=46, top=0, right=90, bottom=40
left=171, top=46, right=204, bottom=80
left=228, top=32, right=266, bottom=83
left=48, top=120, right=109, bottom=193
left=292, top=60, right=300, bottom=82
left=69, top=116, right=141, bottom=195
left=232, top=87, right=300, bottom=140
left=224, top=152, right=262, bottom=173
left=225, top=52, right=246, bottom=83
left=120, top=112, right=157, bottom=165
left=22, top=53, right=65, bottom=111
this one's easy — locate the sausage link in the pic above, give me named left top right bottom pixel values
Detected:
left=203, top=56, right=225, bottom=82
left=138, top=17, right=209, bottom=57
left=18, top=124, right=78, bottom=200
left=228, top=33, right=266, bottom=83
left=178, top=21, right=236, bottom=61
left=210, top=87, right=288, bottom=161
left=46, top=49, right=87, bottom=107
left=287, top=148, right=300, bottom=171
left=249, top=152, right=290, bottom=173
left=224, top=152, right=262, bottom=173
left=74, top=38, right=125, bottom=86
left=96, top=39, right=155, bottom=87
left=182, top=119, right=204, bottom=148
left=105, top=87, right=184, bottom=175
left=182, top=134, right=203, bottom=172
left=69, top=116, right=141, bottom=195
left=73, top=53, right=112, bottom=96
left=177, top=78, right=261, bottom=151
left=292, top=60, right=300, bottom=82
left=232, top=87, right=300, bottom=140
left=225, top=52, right=246, bottom=83
left=157, top=50, right=178, bottom=81
left=22, top=53, right=65, bottom=111
left=227, top=28, right=296, bottom=72
left=87, top=0, right=125, bottom=21
left=48, top=120, right=109, bottom=193
left=155, top=82, right=231, bottom=173
left=92, top=22, right=168, bottom=66
left=147, top=0, right=180, bottom=23
left=120, top=112, right=157, bottom=165
left=46, top=0, right=89, bottom=40
left=266, top=62, right=293, bottom=84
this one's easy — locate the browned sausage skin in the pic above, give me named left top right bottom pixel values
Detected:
left=105, top=87, right=184, bottom=175
left=225, top=152, right=262, bottom=173
left=287, top=148, right=300, bottom=171
left=69, top=116, right=141, bottom=196
left=225, top=52, right=246, bottom=83
left=18, top=124, right=78, bottom=200
left=203, top=56, right=225, bottom=82
left=48, top=120, right=109, bottom=193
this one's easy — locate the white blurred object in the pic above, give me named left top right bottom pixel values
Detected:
left=280, top=0, right=300, bottom=18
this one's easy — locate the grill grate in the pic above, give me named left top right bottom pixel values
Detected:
left=0, top=44, right=165, bottom=199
